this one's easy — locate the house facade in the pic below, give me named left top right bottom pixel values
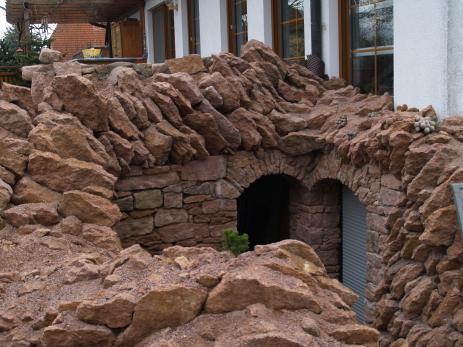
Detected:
left=142, top=0, right=463, bottom=119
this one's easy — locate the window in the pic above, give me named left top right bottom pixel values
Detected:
left=228, top=0, right=248, bottom=56
left=151, top=3, right=175, bottom=63
left=188, top=0, right=200, bottom=54
left=340, top=0, right=393, bottom=95
left=273, top=0, right=305, bottom=62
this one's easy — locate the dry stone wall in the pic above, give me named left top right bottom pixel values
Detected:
left=0, top=40, right=462, bottom=346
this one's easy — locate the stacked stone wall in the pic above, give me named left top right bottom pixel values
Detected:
left=289, top=179, right=342, bottom=278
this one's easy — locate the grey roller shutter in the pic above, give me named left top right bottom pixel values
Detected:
left=342, top=187, right=367, bottom=323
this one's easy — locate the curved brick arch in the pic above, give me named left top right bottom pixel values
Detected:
left=224, top=151, right=313, bottom=190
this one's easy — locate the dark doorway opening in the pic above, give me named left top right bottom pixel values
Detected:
left=237, top=175, right=290, bottom=248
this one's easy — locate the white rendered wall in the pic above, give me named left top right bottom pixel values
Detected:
left=321, top=0, right=339, bottom=77
left=394, top=1, right=449, bottom=117
left=448, top=0, right=463, bottom=117
left=198, top=0, right=228, bottom=56
left=247, top=0, right=273, bottom=47
left=174, top=0, right=190, bottom=57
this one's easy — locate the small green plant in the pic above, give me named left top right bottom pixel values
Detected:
left=223, top=228, right=249, bottom=256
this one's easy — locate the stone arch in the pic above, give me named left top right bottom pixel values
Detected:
left=303, top=152, right=395, bottom=325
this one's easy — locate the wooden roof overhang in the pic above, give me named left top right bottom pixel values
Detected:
left=6, top=0, right=144, bottom=24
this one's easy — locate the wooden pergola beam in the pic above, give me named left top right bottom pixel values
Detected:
left=6, top=0, right=144, bottom=24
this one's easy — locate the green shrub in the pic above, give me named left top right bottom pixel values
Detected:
left=223, top=228, right=249, bottom=256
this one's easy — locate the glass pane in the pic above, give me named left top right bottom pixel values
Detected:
left=349, top=0, right=393, bottom=95
left=189, top=0, right=200, bottom=54
left=232, top=0, right=248, bottom=55
left=282, top=21, right=305, bottom=59
left=377, top=53, right=393, bottom=94
left=280, top=0, right=304, bottom=60
left=376, top=4, right=393, bottom=46
left=351, top=5, right=375, bottom=49
left=310, top=0, right=322, bottom=58
left=352, top=55, right=375, bottom=94
left=152, top=6, right=165, bottom=63
left=169, top=10, right=176, bottom=59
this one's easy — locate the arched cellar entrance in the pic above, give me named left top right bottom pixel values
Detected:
left=237, top=175, right=291, bottom=248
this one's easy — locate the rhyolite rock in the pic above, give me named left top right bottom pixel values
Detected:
left=59, top=191, right=121, bottom=227
left=3, top=202, right=59, bottom=227
left=28, top=151, right=117, bottom=193
left=0, top=100, right=33, bottom=138
left=39, top=48, right=63, bottom=64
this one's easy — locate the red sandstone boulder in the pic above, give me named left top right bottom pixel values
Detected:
left=280, top=129, right=325, bottom=155
left=1, top=83, right=36, bottom=116
left=12, top=176, right=62, bottom=205
left=400, top=276, right=436, bottom=315
left=116, top=286, right=207, bottom=346
left=195, top=99, right=242, bottom=150
left=156, top=121, right=196, bottom=164
left=3, top=202, right=59, bottom=227
left=142, top=125, right=173, bottom=164
left=76, top=293, right=136, bottom=329
left=206, top=264, right=322, bottom=313
left=0, top=100, right=33, bottom=138
left=268, top=110, right=308, bottom=135
left=106, top=97, right=142, bottom=140
left=152, top=81, right=194, bottom=116
left=228, top=108, right=262, bottom=150
left=81, top=224, right=122, bottom=253
left=183, top=112, right=229, bottom=154
left=52, top=74, right=109, bottom=132
left=328, top=324, right=380, bottom=345
left=29, top=112, right=113, bottom=168
left=42, top=312, right=115, bottom=347
left=165, top=54, right=206, bottom=74
left=199, top=72, right=241, bottom=113
left=155, top=72, right=204, bottom=105
left=420, top=206, right=458, bottom=247
left=0, top=141, right=28, bottom=176
left=0, top=179, right=12, bottom=210
left=28, top=151, right=117, bottom=193
left=147, top=88, right=183, bottom=127
left=59, top=191, right=121, bottom=227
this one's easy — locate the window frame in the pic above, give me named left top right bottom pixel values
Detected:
left=272, top=0, right=306, bottom=62
left=187, top=0, right=200, bottom=55
left=339, top=0, right=394, bottom=95
left=227, top=0, right=248, bottom=56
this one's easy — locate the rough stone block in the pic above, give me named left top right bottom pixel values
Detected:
left=134, top=190, right=163, bottom=210
left=115, top=216, right=154, bottom=239
left=202, top=199, right=237, bottom=214
left=157, top=223, right=207, bottom=243
left=181, top=156, right=227, bottom=181
left=164, top=192, right=183, bottom=208
left=115, top=196, right=134, bottom=212
left=154, top=209, right=188, bottom=227
left=116, top=172, right=179, bottom=191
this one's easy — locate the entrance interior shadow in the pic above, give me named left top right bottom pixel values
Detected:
left=237, top=175, right=290, bottom=249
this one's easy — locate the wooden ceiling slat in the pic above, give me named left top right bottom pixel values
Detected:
left=6, top=0, right=143, bottom=24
